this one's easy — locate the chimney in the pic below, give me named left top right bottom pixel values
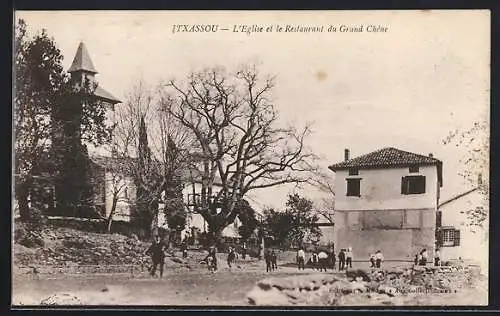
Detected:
left=344, top=149, right=350, bottom=161
left=428, top=153, right=433, bottom=158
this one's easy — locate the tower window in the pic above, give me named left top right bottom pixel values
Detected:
left=348, top=168, right=359, bottom=176
left=409, top=165, right=419, bottom=173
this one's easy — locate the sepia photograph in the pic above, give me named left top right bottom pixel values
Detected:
left=12, top=10, right=489, bottom=307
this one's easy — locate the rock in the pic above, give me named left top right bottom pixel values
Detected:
left=247, top=286, right=291, bottom=306
left=40, top=293, right=83, bottom=305
left=346, top=269, right=371, bottom=282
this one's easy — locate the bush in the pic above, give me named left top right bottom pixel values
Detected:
left=18, top=229, right=45, bottom=248
left=62, top=238, right=95, bottom=249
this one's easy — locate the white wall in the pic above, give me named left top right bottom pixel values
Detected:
left=439, top=188, right=488, bottom=272
left=104, top=171, right=135, bottom=221
left=334, top=165, right=439, bottom=211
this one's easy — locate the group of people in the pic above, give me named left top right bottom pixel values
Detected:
left=306, top=249, right=331, bottom=272
left=414, top=248, right=441, bottom=266
left=264, top=249, right=278, bottom=272
left=369, top=250, right=385, bottom=268
left=296, top=246, right=388, bottom=272
left=337, top=247, right=354, bottom=270
left=296, top=247, right=356, bottom=271
left=148, top=235, right=445, bottom=278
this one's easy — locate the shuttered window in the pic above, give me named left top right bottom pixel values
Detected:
left=453, top=229, right=461, bottom=247
left=401, top=176, right=426, bottom=195
left=346, top=178, right=361, bottom=197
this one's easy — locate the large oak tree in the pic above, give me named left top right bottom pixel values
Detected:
left=161, top=65, right=318, bottom=243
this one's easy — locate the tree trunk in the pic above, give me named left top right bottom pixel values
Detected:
left=150, top=208, right=159, bottom=239
left=16, top=179, right=31, bottom=221
left=106, top=196, right=118, bottom=233
left=209, top=227, right=224, bottom=249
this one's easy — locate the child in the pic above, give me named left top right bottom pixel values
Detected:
left=375, top=250, right=384, bottom=268
left=369, top=253, right=376, bottom=268
left=434, top=248, right=441, bottom=266
left=227, top=246, right=236, bottom=268
left=419, top=249, right=428, bottom=266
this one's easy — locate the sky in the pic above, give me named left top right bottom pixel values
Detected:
left=15, top=10, right=490, bottom=209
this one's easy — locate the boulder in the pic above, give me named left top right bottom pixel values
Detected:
left=40, top=293, right=83, bottom=305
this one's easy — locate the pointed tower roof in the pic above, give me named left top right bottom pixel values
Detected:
left=68, top=42, right=98, bottom=74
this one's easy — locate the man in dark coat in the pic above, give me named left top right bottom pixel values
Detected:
left=227, top=246, right=236, bottom=268
left=328, top=250, right=336, bottom=270
left=338, top=248, right=346, bottom=271
left=271, top=250, right=278, bottom=271
left=146, top=235, right=167, bottom=278
left=265, top=249, right=272, bottom=272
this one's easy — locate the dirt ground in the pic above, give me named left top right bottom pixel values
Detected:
left=13, top=266, right=307, bottom=306
left=12, top=264, right=488, bottom=306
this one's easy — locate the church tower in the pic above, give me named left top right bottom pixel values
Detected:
left=68, top=42, right=121, bottom=107
left=67, top=42, right=121, bottom=155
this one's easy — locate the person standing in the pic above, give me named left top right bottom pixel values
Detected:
left=419, top=249, right=428, bottom=266
left=318, top=250, right=328, bottom=272
left=328, top=250, right=337, bottom=270
left=338, top=248, right=346, bottom=271
left=345, top=247, right=353, bottom=269
left=265, top=249, right=272, bottom=272
left=227, top=246, right=236, bottom=268
left=434, top=248, right=441, bottom=266
left=311, top=252, right=318, bottom=270
left=209, top=246, right=218, bottom=271
left=146, top=235, right=167, bottom=278
left=271, top=250, right=278, bottom=271
left=414, top=253, right=420, bottom=266
left=242, top=242, right=247, bottom=260
left=369, top=253, right=376, bottom=268
left=181, top=241, right=188, bottom=258
left=375, top=250, right=384, bottom=268
left=297, top=247, right=306, bottom=270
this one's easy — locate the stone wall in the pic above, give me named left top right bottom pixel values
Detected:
left=335, top=209, right=436, bottom=261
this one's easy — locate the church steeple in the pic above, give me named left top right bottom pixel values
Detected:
left=68, top=42, right=98, bottom=74
left=67, top=42, right=121, bottom=105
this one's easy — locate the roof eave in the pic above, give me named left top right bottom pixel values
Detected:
left=329, top=161, right=441, bottom=171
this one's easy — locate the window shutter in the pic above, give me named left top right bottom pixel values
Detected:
left=401, top=177, right=406, bottom=194
left=420, top=176, right=426, bottom=193
left=453, top=229, right=461, bottom=247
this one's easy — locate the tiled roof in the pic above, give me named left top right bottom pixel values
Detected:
left=329, top=147, right=442, bottom=170
left=95, top=86, right=121, bottom=104
left=68, top=42, right=98, bottom=74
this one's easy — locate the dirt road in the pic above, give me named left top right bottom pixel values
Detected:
left=13, top=267, right=308, bottom=306
left=12, top=266, right=488, bottom=306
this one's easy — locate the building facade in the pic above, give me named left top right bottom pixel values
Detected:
left=329, top=147, right=443, bottom=262
left=437, top=182, right=488, bottom=271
